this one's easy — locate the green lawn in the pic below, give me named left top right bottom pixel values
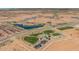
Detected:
left=52, top=32, right=61, bottom=36
left=24, top=30, right=61, bottom=44
left=24, top=36, right=38, bottom=44
left=43, top=30, right=54, bottom=34
left=58, top=26, right=73, bottom=30
left=30, top=33, right=42, bottom=36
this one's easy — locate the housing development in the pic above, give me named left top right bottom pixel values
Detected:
left=0, top=8, right=79, bottom=51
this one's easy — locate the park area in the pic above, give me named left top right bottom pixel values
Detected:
left=23, top=30, right=61, bottom=49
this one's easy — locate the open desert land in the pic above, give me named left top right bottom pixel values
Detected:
left=42, top=29, right=79, bottom=51
left=0, top=9, right=79, bottom=51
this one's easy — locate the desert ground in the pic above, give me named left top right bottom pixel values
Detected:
left=0, top=9, right=79, bottom=51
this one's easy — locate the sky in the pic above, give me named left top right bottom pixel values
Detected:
left=0, top=0, right=78, bottom=8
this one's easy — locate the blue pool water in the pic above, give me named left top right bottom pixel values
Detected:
left=14, top=23, right=44, bottom=30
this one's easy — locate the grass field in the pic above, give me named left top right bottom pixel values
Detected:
left=24, top=36, right=38, bottom=44
left=30, top=33, right=42, bottom=36
left=24, top=30, right=61, bottom=45
left=52, top=32, right=61, bottom=36
left=43, top=30, right=54, bottom=34
left=58, top=26, right=74, bottom=30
